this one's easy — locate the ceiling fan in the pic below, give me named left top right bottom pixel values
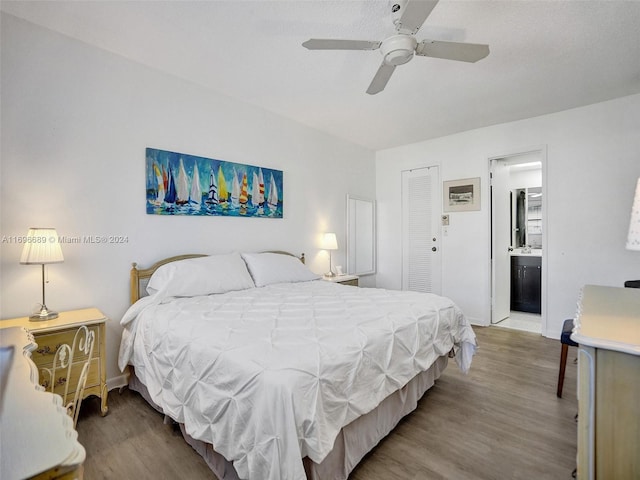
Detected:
left=302, top=0, right=489, bottom=95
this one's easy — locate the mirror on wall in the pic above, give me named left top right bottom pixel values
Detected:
left=512, top=187, right=542, bottom=248
left=346, top=195, right=376, bottom=275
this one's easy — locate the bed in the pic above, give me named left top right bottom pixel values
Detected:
left=118, top=251, right=476, bottom=480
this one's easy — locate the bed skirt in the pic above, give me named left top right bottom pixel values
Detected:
left=129, top=354, right=448, bottom=480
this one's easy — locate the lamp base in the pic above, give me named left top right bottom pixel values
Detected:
left=29, top=306, right=59, bottom=322
left=324, top=271, right=336, bottom=278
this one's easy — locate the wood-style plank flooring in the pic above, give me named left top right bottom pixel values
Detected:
left=76, top=326, right=578, bottom=479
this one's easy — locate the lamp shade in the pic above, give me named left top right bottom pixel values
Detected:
left=321, top=232, right=338, bottom=250
left=627, top=178, right=640, bottom=251
left=19, top=228, right=64, bottom=264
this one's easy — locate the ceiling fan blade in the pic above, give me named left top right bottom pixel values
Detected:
left=302, top=39, right=381, bottom=51
left=366, top=63, right=396, bottom=95
left=416, top=40, right=490, bottom=63
left=395, top=0, right=439, bottom=35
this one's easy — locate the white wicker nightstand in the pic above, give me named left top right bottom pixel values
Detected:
left=323, top=274, right=359, bottom=286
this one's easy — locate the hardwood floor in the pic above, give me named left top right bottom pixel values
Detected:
left=76, top=326, right=578, bottom=479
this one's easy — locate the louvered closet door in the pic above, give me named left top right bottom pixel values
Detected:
left=401, top=166, right=441, bottom=294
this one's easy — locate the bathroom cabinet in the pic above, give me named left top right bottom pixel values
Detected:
left=510, top=255, right=541, bottom=313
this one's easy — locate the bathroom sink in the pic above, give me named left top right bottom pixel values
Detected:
left=510, top=248, right=542, bottom=256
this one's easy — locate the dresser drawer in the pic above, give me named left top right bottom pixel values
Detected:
left=39, top=357, right=101, bottom=396
left=32, top=325, right=102, bottom=400
left=32, top=325, right=100, bottom=369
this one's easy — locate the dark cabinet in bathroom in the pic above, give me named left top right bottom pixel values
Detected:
left=510, top=255, right=542, bottom=314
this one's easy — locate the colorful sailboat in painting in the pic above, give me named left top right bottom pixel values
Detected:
left=231, top=167, right=241, bottom=208
left=176, top=158, right=190, bottom=205
left=251, top=172, right=261, bottom=210
left=150, top=162, right=165, bottom=206
left=252, top=169, right=265, bottom=215
left=267, top=172, right=279, bottom=214
left=164, top=166, right=177, bottom=206
left=239, top=173, right=249, bottom=215
left=162, top=165, right=168, bottom=193
left=189, top=163, right=201, bottom=206
left=206, top=168, right=218, bottom=205
left=217, top=166, right=228, bottom=208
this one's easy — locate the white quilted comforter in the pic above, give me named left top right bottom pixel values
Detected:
left=118, top=280, right=476, bottom=480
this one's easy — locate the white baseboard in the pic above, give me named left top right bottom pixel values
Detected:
left=467, top=316, right=488, bottom=326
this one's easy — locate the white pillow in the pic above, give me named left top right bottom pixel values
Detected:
left=241, top=252, right=320, bottom=287
left=147, top=252, right=255, bottom=297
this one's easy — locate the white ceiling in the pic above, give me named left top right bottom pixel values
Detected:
left=3, top=0, right=640, bottom=151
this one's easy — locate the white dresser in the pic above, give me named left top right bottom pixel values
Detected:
left=0, top=326, right=85, bottom=479
left=571, top=285, right=640, bottom=480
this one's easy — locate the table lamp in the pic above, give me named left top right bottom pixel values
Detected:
left=321, top=232, right=338, bottom=277
left=20, top=228, right=64, bottom=321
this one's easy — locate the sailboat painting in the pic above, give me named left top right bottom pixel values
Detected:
left=146, top=148, right=283, bottom=218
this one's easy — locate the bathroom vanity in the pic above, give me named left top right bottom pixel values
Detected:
left=510, top=250, right=542, bottom=314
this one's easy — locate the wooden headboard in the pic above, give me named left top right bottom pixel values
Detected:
left=130, top=251, right=305, bottom=304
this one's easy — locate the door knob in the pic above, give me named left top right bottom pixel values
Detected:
left=432, top=247, right=437, bottom=252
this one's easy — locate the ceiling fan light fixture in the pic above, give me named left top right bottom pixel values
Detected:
left=302, top=1, right=489, bottom=94
left=380, top=34, right=417, bottom=66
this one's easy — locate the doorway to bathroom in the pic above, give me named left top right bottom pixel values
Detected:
left=490, top=149, right=546, bottom=335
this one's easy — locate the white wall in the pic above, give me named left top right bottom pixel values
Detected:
left=376, top=94, right=640, bottom=337
left=0, top=14, right=375, bottom=386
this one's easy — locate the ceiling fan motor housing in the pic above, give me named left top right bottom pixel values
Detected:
left=381, top=34, right=417, bottom=66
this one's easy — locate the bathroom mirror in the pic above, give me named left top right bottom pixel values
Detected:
left=346, top=195, right=376, bottom=275
left=512, top=187, right=542, bottom=248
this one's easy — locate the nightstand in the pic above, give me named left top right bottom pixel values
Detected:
left=1, top=307, right=109, bottom=416
left=323, top=274, right=359, bottom=286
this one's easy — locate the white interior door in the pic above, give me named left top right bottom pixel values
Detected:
left=401, top=166, right=441, bottom=294
left=491, top=159, right=511, bottom=323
